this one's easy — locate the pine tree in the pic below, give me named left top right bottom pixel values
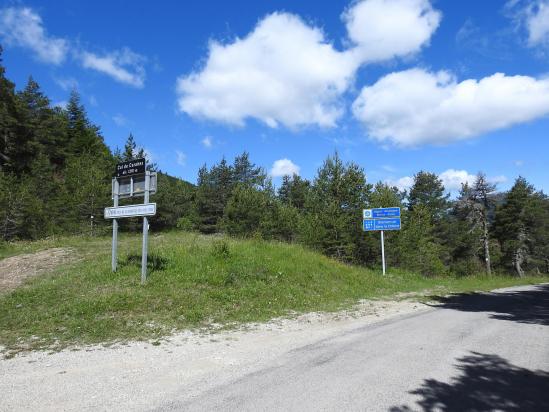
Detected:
left=232, top=151, right=265, bottom=187
left=194, top=158, right=234, bottom=233
left=397, top=205, right=446, bottom=276
left=303, top=152, right=369, bottom=263
left=66, top=90, right=109, bottom=158
left=494, top=177, right=536, bottom=277
left=408, top=171, right=449, bottom=222
left=222, top=185, right=268, bottom=237
left=454, top=174, right=497, bottom=274
left=123, top=133, right=137, bottom=160
left=0, top=46, right=19, bottom=173
left=278, top=174, right=310, bottom=210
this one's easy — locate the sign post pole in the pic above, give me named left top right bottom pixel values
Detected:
left=380, top=230, right=386, bottom=276
left=112, top=178, right=119, bottom=272
left=141, top=171, right=150, bottom=284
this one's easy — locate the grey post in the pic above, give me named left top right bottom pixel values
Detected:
left=112, top=178, right=119, bottom=272
left=141, top=171, right=150, bottom=284
left=381, top=230, right=386, bottom=276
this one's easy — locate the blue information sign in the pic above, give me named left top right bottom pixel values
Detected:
left=363, top=207, right=401, bottom=219
left=363, top=218, right=401, bottom=231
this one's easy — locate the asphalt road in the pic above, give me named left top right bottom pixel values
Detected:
left=159, top=284, right=549, bottom=411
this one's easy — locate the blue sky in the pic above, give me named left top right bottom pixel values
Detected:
left=1, top=0, right=548, bottom=193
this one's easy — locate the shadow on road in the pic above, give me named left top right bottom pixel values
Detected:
left=390, top=352, right=549, bottom=412
left=427, top=284, right=549, bottom=326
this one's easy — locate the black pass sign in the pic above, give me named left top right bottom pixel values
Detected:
left=115, top=158, right=145, bottom=177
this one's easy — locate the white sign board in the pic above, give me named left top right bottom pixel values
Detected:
left=104, top=203, right=157, bottom=219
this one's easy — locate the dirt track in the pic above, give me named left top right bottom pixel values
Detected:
left=0, top=248, right=75, bottom=293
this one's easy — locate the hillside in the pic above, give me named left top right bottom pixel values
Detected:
left=1, top=231, right=547, bottom=356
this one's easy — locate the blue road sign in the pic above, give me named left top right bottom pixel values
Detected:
left=363, top=207, right=401, bottom=219
left=363, top=218, right=401, bottom=231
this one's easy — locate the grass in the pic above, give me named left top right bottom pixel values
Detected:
left=1, top=231, right=547, bottom=356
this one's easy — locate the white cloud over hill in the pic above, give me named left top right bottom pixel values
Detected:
left=352, top=69, right=549, bottom=146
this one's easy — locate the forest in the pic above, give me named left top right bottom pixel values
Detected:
left=1, top=47, right=548, bottom=278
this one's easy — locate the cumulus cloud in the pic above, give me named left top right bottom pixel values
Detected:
left=0, top=7, right=68, bottom=64
left=79, top=48, right=146, bottom=88
left=389, top=169, right=507, bottom=193
left=177, top=0, right=441, bottom=128
left=438, top=169, right=476, bottom=190
left=176, top=150, right=187, bottom=166
left=343, top=0, right=441, bottom=62
left=177, top=13, right=356, bottom=128
left=270, top=159, right=300, bottom=177
left=352, top=68, right=549, bottom=146
left=386, top=176, right=414, bottom=191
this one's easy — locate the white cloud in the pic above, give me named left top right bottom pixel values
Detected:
left=177, top=12, right=356, bottom=128
left=526, top=1, right=549, bottom=46
left=343, top=0, right=441, bottom=62
left=176, top=150, right=187, bottom=166
left=352, top=68, right=549, bottom=146
left=79, top=48, right=146, bottom=88
left=270, top=158, right=300, bottom=177
left=177, top=1, right=441, bottom=129
left=201, top=136, right=213, bottom=148
left=112, top=114, right=128, bottom=126
left=0, top=7, right=149, bottom=88
left=507, top=0, right=549, bottom=48
left=0, top=7, right=68, bottom=64
left=514, top=159, right=524, bottom=167
left=439, top=169, right=476, bottom=191
left=389, top=169, right=507, bottom=193
left=386, top=176, right=414, bottom=191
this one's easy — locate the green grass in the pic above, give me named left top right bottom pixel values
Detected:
left=1, top=231, right=547, bottom=356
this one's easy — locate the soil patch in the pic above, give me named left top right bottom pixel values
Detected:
left=0, top=248, right=75, bottom=293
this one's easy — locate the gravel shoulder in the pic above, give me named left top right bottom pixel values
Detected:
left=0, top=299, right=428, bottom=411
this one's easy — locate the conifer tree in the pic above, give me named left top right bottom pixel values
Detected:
left=494, top=177, right=539, bottom=277
left=0, top=46, right=19, bottom=173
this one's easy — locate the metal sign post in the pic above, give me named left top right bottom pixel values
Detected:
left=112, top=179, right=119, bottom=272
left=381, top=230, right=386, bottom=276
left=363, top=207, right=401, bottom=275
left=106, top=160, right=157, bottom=284
left=141, top=171, right=150, bottom=284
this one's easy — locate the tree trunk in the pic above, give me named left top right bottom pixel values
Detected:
left=514, top=249, right=525, bottom=278
left=481, top=215, right=491, bottom=275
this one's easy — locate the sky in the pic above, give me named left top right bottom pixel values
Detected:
left=0, top=0, right=548, bottom=194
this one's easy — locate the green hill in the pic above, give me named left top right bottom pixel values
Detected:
left=0, top=231, right=547, bottom=356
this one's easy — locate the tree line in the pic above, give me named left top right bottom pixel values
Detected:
left=189, top=153, right=548, bottom=277
left=0, top=47, right=193, bottom=239
left=1, top=47, right=547, bottom=277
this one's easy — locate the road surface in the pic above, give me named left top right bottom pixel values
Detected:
left=162, top=283, right=549, bottom=411
left=2, top=284, right=548, bottom=411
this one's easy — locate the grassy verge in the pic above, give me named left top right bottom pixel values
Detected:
left=1, top=231, right=547, bottom=356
